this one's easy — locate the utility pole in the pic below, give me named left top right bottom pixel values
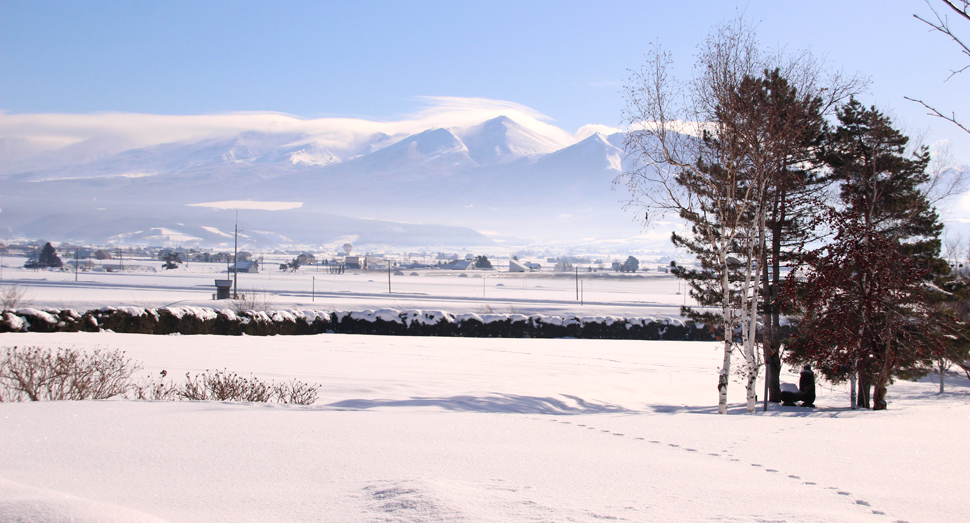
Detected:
left=312, top=276, right=315, bottom=302
left=387, top=265, right=392, bottom=293
left=575, top=266, right=579, bottom=300
left=233, top=211, right=239, bottom=299
left=75, top=248, right=79, bottom=282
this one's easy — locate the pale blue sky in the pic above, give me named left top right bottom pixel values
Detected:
left=1, top=1, right=968, bottom=159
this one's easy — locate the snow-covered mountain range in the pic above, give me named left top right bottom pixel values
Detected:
left=1, top=116, right=643, bottom=249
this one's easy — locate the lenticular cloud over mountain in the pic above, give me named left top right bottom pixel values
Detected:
left=1, top=98, right=655, bottom=248
left=0, top=97, right=577, bottom=155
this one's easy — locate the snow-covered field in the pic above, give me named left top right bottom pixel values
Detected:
left=1, top=331, right=967, bottom=522
left=1, top=257, right=691, bottom=318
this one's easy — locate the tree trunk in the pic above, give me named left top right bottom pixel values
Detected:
left=718, top=247, right=732, bottom=415
left=743, top=196, right=767, bottom=414
left=849, top=366, right=857, bottom=410
left=762, top=190, right=784, bottom=403
left=940, top=358, right=946, bottom=394
left=857, top=372, right=871, bottom=409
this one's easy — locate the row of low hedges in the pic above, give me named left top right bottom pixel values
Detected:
left=1, top=307, right=716, bottom=341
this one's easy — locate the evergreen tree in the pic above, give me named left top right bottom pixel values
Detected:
left=162, top=252, right=182, bottom=270
left=735, top=70, right=828, bottom=405
left=38, top=243, right=63, bottom=268
left=622, top=256, right=640, bottom=272
left=474, top=255, right=492, bottom=269
left=786, top=100, right=947, bottom=410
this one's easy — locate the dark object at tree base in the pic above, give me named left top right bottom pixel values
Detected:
left=780, top=390, right=801, bottom=406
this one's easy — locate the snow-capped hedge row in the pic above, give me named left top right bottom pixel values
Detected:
left=0, top=307, right=715, bottom=341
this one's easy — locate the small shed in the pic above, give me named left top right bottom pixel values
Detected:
left=214, top=280, right=233, bottom=300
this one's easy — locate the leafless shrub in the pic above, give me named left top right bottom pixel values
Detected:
left=0, top=347, right=320, bottom=405
left=274, top=379, right=319, bottom=405
left=175, top=369, right=317, bottom=404
left=0, top=346, right=139, bottom=402
left=1, top=284, right=32, bottom=310
left=132, top=369, right=178, bottom=400
left=231, top=287, right=275, bottom=313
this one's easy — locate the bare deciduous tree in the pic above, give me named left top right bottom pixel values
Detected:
left=1, top=284, right=32, bottom=310
left=908, top=0, right=970, bottom=134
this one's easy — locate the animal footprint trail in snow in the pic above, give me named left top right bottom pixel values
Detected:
left=530, top=415, right=897, bottom=521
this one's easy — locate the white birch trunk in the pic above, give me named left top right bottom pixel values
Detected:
left=742, top=250, right=759, bottom=413
left=744, top=195, right=767, bottom=413
left=718, top=245, right=732, bottom=415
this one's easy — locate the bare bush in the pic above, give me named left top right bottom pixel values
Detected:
left=132, top=369, right=178, bottom=400
left=231, top=287, right=275, bottom=313
left=0, top=346, right=139, bottom=402
left=173, top=369, right=317, bottom=404
left=274, top=379, right=320, bottom=405
left=1, top=345, right=320, bottom=405
left=1, top=284, right=32, bottom=310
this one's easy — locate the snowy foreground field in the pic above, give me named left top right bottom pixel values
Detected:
left=0, top=332, right=967, bottom=523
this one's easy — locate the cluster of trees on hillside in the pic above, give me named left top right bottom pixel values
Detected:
left=618, top=14, right=969, bottom=413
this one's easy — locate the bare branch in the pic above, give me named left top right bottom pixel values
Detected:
left=915, top=1, right=970, bottom=80
left=943, top=0, right=970, bottom=21
left=904, top=96, right=970, bottom=136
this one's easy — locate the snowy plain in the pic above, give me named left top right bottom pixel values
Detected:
left=0, top=262, right=968, bottom=522
left=1, top=256, right=691, bottom=318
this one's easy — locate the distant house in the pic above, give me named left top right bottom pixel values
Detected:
left=524, top=262, right=541, bottom=271
left=509, top=259, right=529, bottom=273
left=442, top=260, right=474, bottom=270
left=228, top=260, right=259, bottom=273
left=345, top=256, right=362, bottom=269
left=296, top=253, right=316, bottom=265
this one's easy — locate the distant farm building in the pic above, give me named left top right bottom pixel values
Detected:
left=509, top=259, right=530, bottom=273
left=228, top=260, right=259, bottom=273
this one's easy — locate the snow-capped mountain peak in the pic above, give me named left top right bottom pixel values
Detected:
left=455, top=115, right=563, bottom=166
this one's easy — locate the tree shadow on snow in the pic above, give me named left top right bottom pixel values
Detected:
left=326, top=394, right=631, bottom=415
left=644, top=403, right=873, bottom=417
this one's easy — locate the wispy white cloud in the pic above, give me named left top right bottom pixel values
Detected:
left=575, top=124, right=624, bottom=141
left=0, top=97, right=577, bottom=154
left=188, top=200, right=304, bottom=211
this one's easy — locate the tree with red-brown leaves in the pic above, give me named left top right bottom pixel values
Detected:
left=785, top=212, right=944, bottom=410
left=784, top=100, right=947, bottom=410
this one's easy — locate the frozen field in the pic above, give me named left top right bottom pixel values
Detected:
left=0, top=331, right=967, bottom=523
left=0, top=255, right=692, bottom=318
